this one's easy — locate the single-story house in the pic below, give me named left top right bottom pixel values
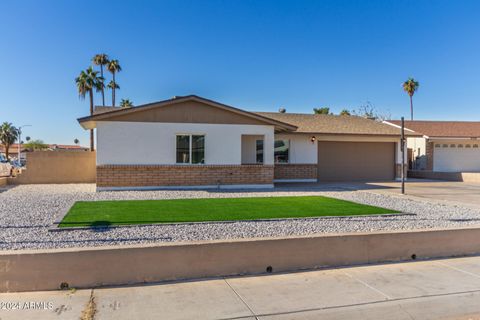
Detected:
left=384, top=120, right=480, bottom=172
left=78, top=95, right=415, bottom=190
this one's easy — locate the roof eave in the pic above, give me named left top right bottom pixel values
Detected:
left=77, top=95, right=298, bottom=131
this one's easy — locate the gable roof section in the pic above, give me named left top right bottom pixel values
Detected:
left=387, top=120, right=480, bottom=138
left=78, top=95, right=297, bottom=132
left=256, top=112, right=419, bottom=136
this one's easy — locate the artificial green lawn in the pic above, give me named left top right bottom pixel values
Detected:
left=58, top=196, right=399, bottom=227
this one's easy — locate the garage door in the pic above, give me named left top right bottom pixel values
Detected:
left=318, top=141, right=395, bottom=181
left=434, top=143, right=480, bottom=172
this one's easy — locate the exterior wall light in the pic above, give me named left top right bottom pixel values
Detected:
left=310, top=136, right=316, bottom=143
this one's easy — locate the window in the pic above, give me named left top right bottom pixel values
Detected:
left=442, top=144, right=448, bottom=148
left=466, top=144, right=472, bottom=148
left=450, top=144, right=456, bottom=148
left=256, top=140, right=264, bottom=163
left=176, top=135, right=205, bottom=164
left=176, top=135, right=190, bottom=163
left=274, top=140, right=290, bottom=163
left=435, top=144, right=441, bottom=148
left=458, top=144, right=464, bottom=148
left=474, top=144, right=479, bottom=148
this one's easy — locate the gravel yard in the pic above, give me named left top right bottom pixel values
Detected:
left=1, top=183, right=480, bottom=250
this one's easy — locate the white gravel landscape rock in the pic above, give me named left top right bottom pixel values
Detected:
left=1, top=184, right=480, bottom=250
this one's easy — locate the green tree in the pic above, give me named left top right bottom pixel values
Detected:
left=24, top=139, right=48, bottom=151
left=120, top=98, right=133, bottom=108
left=74, top=138, right=79, bottom=145
left=0, top=122, right=19, bottom=159
left=313, top=107, right=330, bottom=115
left=75, top=66, right=104, bottom=151
left=107, top=59, right=122, bottom=106
left=403, top=78, right=420, bottom=121
left=339, top=109, right=351, bottom=116
left=92, top=54, right=110, bottom=106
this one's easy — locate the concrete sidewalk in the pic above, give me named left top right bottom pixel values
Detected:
left=2, top=256, right=480, bottom=319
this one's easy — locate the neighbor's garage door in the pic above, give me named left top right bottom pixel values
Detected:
left=318, top=141, right=395, bottom=181
left=434, top=143, right=480, bottom=172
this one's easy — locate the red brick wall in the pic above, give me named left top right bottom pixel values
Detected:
left=97, top=164, right=274, bottom=187
left=274, top=164, right=317, bottom=180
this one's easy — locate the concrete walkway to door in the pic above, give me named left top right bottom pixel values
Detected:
left=3, top=256, right=480, bottom=319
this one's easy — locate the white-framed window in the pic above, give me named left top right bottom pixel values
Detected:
left=450, top=144, right=456, bottom=148
left=474, top=144, right=479, bottom=148
left=274, top=140, right=290, bottom=163
left=442, top=144, right=448, bottom=148
left=458, top=144, right=464, bottom=148
left=466, top=144, right=472, bottom=148
left=435, top=144, right=441, bottom=148
left=176, top=134, right=205, bottom=164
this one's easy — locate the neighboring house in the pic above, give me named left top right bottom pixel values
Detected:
left=385, top=120, right=480, bottom=172
left=78, top=95, right=415, bottom=190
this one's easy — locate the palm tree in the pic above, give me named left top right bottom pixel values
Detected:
left=0, top=122, right=19, bottom=159
left=107, top=59, right=122, bottom=106
left=74, top=138, right=79, bottom=145
left=92, top=54, right=110, bottom=106
left=107, top=81, right=120, bottom=107
left=75, top=66, right=104, bottom=151
left=120, top=98, right=133, bottom=108
left=403, top=78, right=420, bottom=120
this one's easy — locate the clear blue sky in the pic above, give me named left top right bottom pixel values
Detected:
left=1, top=0, right=479, bottom=146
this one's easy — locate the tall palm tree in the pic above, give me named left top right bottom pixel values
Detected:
left=0, top=122, right=19, bottom=160
left=403, top=78, right=420, bottom=121
left=92, top=54, right=110, bottom=106
left=107, top=81, right=120, bottom=107
left=107, top=59, right=122, bottom=106
left=75, top=66, right=104, bottom=151
left=120, top=98, right=133, bottom=108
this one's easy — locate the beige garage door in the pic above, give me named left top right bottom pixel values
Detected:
left=318, top=141, right=395, bottom=181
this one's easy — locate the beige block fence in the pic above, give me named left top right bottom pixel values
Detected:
left=8, top=151, right=96, bottom=184
left=2, top=227, right=480, bottom=292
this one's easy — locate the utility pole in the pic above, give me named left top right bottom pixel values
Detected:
left=401, top=117, right=405, bottom=194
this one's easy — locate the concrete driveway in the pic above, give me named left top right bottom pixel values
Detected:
left=3, top=256, right=480, bottom=319
left=365, top=180, right=480, bottom=208
left=277, top=179, right=480, bottom=208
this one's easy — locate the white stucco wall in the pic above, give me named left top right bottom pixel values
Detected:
left=274, top=134, right=318, bottom=164
left=96, top=122, right=274, bottom=165
left=406, top=137, right=427, bottom=169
